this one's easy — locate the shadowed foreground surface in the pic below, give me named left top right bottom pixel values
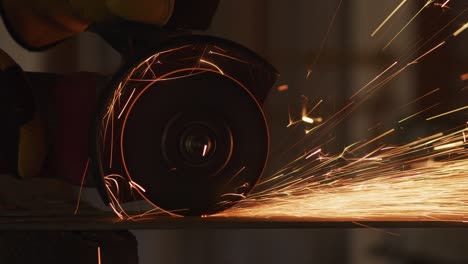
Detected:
left=0, top=231, right=138, bottom=264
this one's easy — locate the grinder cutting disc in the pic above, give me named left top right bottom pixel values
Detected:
left=93, top=35, right=277, bottom=216
left=122, top=71, right=268, bottom=215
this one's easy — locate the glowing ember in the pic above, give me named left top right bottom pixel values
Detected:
left=461, top=73, right=468, bottom=81
left=441, top=0, right=451, bottom=8
left=301, top=116, right=314, bottom=124
left=202, top=144, right=208, bottom=157
left=97, top=246, right=101, bottom=264
left=277, top=84, right=289, bottom=92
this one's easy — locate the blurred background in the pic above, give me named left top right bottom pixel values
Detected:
left=1, top=0, right=467, bottom=263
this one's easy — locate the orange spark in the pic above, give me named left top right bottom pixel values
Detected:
left=74, top=158, right=90, bottom=215
left=202, top=144, right=208, bottom=157
left=200, top=59, right=224, bottom=75
left=277, top=84, right=289, bottom=92
left=441, top=0, right=450, bottom=8
left=129, top=180, right=146, bottom=193
left=350, top=61, right=398, bottom=99
left=412, top=41, right=446, bottom=63
left=400, top=88, right=440, bottom=109
left=208, top=50, right=249, bottom=63
left=350, top=128, right=395, bottom=153
left=305, top=149, right=322, bottom=159
left=398, top=103, right=439, bottom=123
left=97, top=246, right=101, bottom=264
left=117, top=88, right=136, bottom=119
left=461, top=73, right=468, bottom=81
left=306, top=0, right=344, bottom=79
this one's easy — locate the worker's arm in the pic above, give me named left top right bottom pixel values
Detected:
left=0, top=0, right=175, bottom=50
left=1, top=0, right=92, bottom=50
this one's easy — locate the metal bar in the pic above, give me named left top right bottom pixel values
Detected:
left=1, top=216, right=467, bottom=230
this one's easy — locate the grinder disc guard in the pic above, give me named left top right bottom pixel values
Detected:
left=92, top=35, right=277, bottom=216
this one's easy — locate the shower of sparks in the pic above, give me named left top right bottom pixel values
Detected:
left=214, top=1, right=468, bottom=221
left=216, top=127, right=468, bottom=220
left=371, top=0, right=407, bottom=37
left=91, top=1, right=468, bottom=222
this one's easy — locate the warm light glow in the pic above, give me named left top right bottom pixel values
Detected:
left=302, top=116, right=314, bottom=124
left=461, top=73, right=468, bottom=81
